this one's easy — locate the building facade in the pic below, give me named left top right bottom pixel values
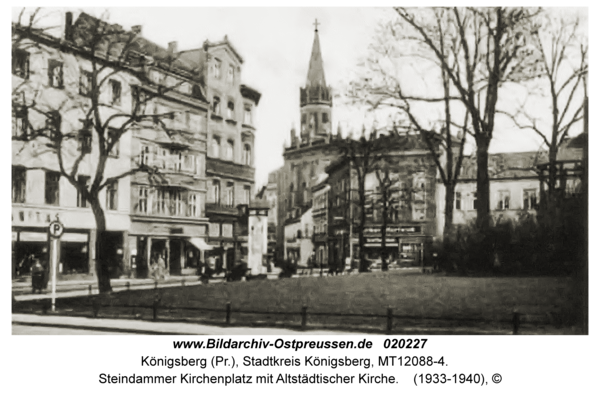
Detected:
left=124, top=31, right=211, bottom=278
left=12, top=15, right=134, bottom=279
left=178, top=38, right=261, bottom=271
left=311, top=174, right=330, bottom=269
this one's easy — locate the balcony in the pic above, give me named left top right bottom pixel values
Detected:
left=133, top=200, right=203, bottom=221
left=206, top=158, right=254, bottom=181
left=205, top=203, right=239, bottom=217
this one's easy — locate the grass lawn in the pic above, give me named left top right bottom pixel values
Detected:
left=19, top=270, right=579, bottom=333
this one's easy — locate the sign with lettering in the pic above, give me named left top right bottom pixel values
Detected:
left=365, top=226, right=422, bottom=235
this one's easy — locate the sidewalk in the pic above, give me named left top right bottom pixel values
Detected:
left=12, top=313, right=360, bottom=335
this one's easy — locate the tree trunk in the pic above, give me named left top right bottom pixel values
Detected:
left=358, top=182, right=369, bottom=273
left=546, top=145, right=559, bottom=208
left=475, top=138, right=491, bottom=231
left=90, top=197, right=112, bottom=293
left=443, top=181, right=456, bottom=245
left=380, top=188, right=389, bottom=272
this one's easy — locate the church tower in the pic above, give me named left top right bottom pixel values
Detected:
left=299, top=20, right=332, bottom=143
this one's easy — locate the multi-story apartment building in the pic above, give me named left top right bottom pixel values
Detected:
left=124, top=32, right=210, bottom=278
left=255, top=169, right=279, bottom=260
left=178, top=38, right=261, bottom=270
left=325, top=133, right=439, bottom=269
left=12, top=15, right=134, bottom=279
left=311, top=174, right=330, bottom=268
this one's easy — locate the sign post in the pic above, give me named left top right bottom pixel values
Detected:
left=48, top=216, right=64, bottom=312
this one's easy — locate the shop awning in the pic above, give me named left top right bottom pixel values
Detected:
left=188, top=238, right=213, bottom=251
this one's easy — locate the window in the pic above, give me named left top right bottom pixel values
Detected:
left=79, top=69, right=92, bottom=97
left=225, top=182, right=234, bottom=208
left=12, top=49, right=30, bottom=79
left=212, top=96, right=221, bottom=115
left=227, top=101, right=235, bottom=120
left=523, top=189, right=537, bottom=210
left=222, top=223, right=233, bottom=238
left=12, top=107, right=28, bottom=138
left=211, top=136, right=220, bottom=158
left=212, top=58, right=221, bottom=79
left=132, top=87, right=147, bottom=116
left=107, top=128, right=120, bottom=157
left=48, top=59, right=64, bottom=88
left=77, top=176, right=90, bottom=208
left=243, top=185, right=251, bottom=205
left=211, top=180, right=221, bottom=205
left=139, top=145, right=152, bottom=166
left=137, top=186, right=149, bottom=214
left=302, top=182, right=308, bottom=204
left=12, top=167, right=26, bottom=204
left=322, top=112, right=329, bottom=124
left=225, top=140, right=234, bottom=161
left=45, top=111, right=61, bottom=138
left=78, top=124, right=92, bottom=154
left=188, top=193, right=201, bottom=217
left=227, top=64, right=234, bottom=84
left=244, top=106, right=252, bottom=125
left=472, top=192, right=478, bottom=210
left=454, top=192, right=461, bottom=210
left=45, top=171, right=60, bottom=205
left=109, top=80, right=122, bottom=106
left=496, top=190, right=510, bottom=210
left=243, top=144, right=251, bottom=165
left=106, top=180, right=118, bottom=210
left=209, top=223, right=220, bottom=237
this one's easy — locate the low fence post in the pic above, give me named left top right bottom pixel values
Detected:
left=387, top=307, right=393, bottom=333
left=226, top=302, right=231, bottom=324
left=155, top=280, right=158, bottom=290
left=301, top=305, right=308, bottom=329
left=181, top=279, right=185, bottom=287
left=88, top=285, right=92, bottom=295
left=126, top=282, right=130, bottom=291
left=92, top=296, right=100, bottom=318
left=512, top=310, right=520, bottom=335
left=153, top=293, right=161, bottom=321
left=42, top=300, right=49, bottom=315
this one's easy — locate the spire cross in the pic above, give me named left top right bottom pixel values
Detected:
left=313, top=18, right=320, bottom=32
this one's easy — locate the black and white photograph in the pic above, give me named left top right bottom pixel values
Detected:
left=11, top=5, right=588, bottom=341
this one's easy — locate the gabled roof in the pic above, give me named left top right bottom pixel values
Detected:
left=205, top=37, right=244, bottom=64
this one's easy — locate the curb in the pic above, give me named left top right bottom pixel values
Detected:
left=12, top=321, right=190, bottom=335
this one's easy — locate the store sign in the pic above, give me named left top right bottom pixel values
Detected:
left=61, top=233, right=88, bottom=243
left=364, top=226, right=422, bottom=235
left=20, top=232, right=48, bottom=242
left=366, top=238, right=397, bottom=244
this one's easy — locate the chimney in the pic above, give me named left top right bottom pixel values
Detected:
left=168, top=41, right=178, bottom=55
left=64, top=12, right=73, bottom=41
left=131, top=25, right=142, bottom=35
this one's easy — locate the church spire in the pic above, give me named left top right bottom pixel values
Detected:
left=306, top=19, right=327, bottom=88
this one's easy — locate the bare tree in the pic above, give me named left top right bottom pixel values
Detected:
left=347, top=10, right=470, bottom=246
left=392, top=7, right=539, bottom=233
left=331, top=127, right=379, bottom=272
left=500, top=10, right=588, bottom=207
left=12, top=10, right=204, bottom=292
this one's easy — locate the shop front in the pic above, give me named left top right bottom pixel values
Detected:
left=363, top=225, right=432, bottom=268
left=129, top=219, right=209, bottom=278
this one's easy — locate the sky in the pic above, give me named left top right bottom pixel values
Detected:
left=11, top=5, right=590, bottom=188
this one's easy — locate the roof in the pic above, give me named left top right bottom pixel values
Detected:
left=458, top=151, right=547, bottom=180
left=306, top=28, right=326, bottom=87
